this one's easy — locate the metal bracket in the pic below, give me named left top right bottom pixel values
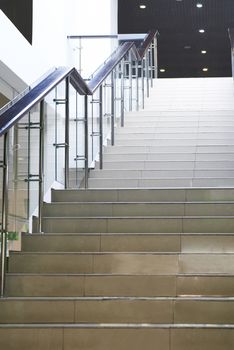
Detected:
left=90, top=99, right=101, bottom=104
left=104, top=113, right=113, bottom=118
left=74, top=155, right=86, bottom=161
left=103, top=83, right=113, bottom=88
left=17, top=122, right=41, bottom=130
left=53, top=142, right=68, bottom=148
left=25, top=122, right=41, bottom=130
left=90, top=132, right=100, bottom=137
left=24, top=174, right=41, bottom=183
left=53, top=99, right=67, bottom=105
left=74, top=118, right=86, bottom=122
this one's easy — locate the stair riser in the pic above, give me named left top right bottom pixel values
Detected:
left=104, top=145, right=234, bottom=154
left=100, top=161, right=234, bottom=170
left=114, top=139, right=234, bottom=146
left=5, top=275, right=176, bottom=297
left=115, top=132, right=234, bottom=140
left=116, top=127, right=234, bottom=133
left=42, top=203, right=234, bottom=218
left=1, top=299, right=234, bottom=324
left=1, top=327, right=234, bottom=350
left=21, top=234, right=234, bottom=253
left=88, top=178, right=234, bottom=188
left=89, top=170, right=234, bottom=178
left=22, top=234, right=181, bottom=252
left=103, top=153, right=234, bottom=161
left=51, top=188, right=234, bottom=203
left=8, top=254, right=234, bottom=274
left=41, top=217, right=234, bottom=234
left=6, top=275, right=234, bottom=297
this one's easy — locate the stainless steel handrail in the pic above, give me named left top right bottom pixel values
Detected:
left=0, top=29, right=158, bottom=297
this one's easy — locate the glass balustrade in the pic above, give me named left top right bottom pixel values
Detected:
left=0, top=31, right=158, bottom=296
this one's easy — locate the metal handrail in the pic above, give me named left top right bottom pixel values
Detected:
left=0, top=29, right=158, bottom=297
left=88, top=42, right=139, bottom=93
left=0, top=67, right=91, bottom=137
left=0, top=30, right=157, bottom=136
left=138, top=30, right=159, bottom=59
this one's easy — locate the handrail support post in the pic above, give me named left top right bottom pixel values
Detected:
left=64, top=77, right=70, bottom=189
left=38, top=100, right=45, bottom=233
left=84, top=96, right=89, bottom=188
left=121, top=60, right=125, bottom=126
left=0, top=132, right=9, bottom=297
left=111, top=71, right=115, bottom=146
left=99, top=85, right=103, bottom=169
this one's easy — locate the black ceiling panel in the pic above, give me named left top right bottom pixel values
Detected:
left=118, top=0, right=234, bottom=77
left=0, top=0, right=33, bottom=44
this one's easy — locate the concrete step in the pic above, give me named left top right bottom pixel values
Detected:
left=1, top=297, right=234, bottom=324
left=21, top=233, right=234, bottom=253
left=89, top=169, right=234, bottom=178
left=87, top=177, right=234, bottom=188
left=8, top=252, right=234, bottom=274
left=42, top=202, right=234, bottom=217
left=116, top=126, right=234, bottom=132
left=2, top=324, right=234, bottom=350
left=41, top=216, right=234, bottom=233
left=6, top=273, right=234, bottom=297
left=103, top=145, right=234, bottom=154
left=51, top=188, right=234, bottom=203
left=99, top=160, right=234, bottom=170
left=115, top=132, right=234, bottom=140
left=103, top=153, right=234, bottom=162
left=114, top=139, right=234, bottom=146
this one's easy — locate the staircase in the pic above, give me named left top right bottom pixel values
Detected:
left=90, top=77, right=234, bottom=188
left=1, top=78, right=234, bottom=349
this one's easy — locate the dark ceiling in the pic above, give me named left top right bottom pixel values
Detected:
left=0, top=0, right=32, bottom=44
left=118, top=0, right=234, bottom=78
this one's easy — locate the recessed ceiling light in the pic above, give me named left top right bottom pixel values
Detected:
left=160, top=69, right=166, bottom=73
left=199, top=29, right=205, bottom=33
left=196, top=3, right=203, bottom=8
left=203, top=68, right=208, bottom=72
left=184, top=45, right=191, bottom=49
left=139, top=4, right=146, bottom=9
left=201, top=50, right=207, bottom=54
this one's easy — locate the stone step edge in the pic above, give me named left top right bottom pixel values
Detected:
left=9, top=252, right=234, bottom=256
left=1, top=323, right=234, bottom=329
left=7, top=272, right=234, bottom=276
left=2, top=296, right=234, bottom=301
left=22, top=232, right=234, bottom=236
left=52, top=187, right=234, bottom=191
left=41, top=215, right=234, bottom=219
left=43, top=201, right=234, bottom=205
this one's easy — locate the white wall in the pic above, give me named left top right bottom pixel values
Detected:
left=67, top=0, right=118, bottom=77
left=68, top=0, right=118, bottom=35
left=0, top=10, right=47, bottom=91
left=33, top=0, right=68, bottom=68
left=0, top=0, right=118, bottom=93
left=0, top=0, right=69, bottom=91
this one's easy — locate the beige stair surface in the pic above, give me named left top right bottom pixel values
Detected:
left=2, top=78, right=234, bottom=349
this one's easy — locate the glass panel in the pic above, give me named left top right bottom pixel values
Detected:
left=68, top=37, right=118, bottom=79
left=88, top=90, right=100, bottom=167
left=69, top=87, right=86, bottom=188
left=7, top=115, right=30, bottom=251
left=114, top=62, right=123, bottom=126
left=44, top=88, right=57, bottom=196
left=0, top=135, right=5, bottom=255
left=103, top=77, right=112, bottom=145
left=54, top=81, right=66, bottom=185
left=28, top=106, right=40, bottom=222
